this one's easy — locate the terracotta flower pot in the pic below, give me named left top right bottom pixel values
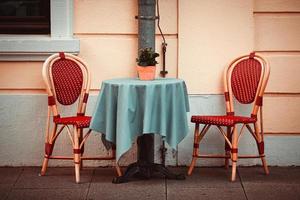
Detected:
left=137, top=65, right=156, bottom=80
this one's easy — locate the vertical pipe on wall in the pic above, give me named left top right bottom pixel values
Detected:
left=138, top=0, right=156, bottom=50
left=137, top=0, right=156, bottom=163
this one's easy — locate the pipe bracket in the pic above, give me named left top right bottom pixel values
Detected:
left=135, top=15, right=159, bottom=20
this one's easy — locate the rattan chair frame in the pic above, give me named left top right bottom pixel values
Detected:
left=188, top=53, right=270, bottom=181
left=40, top=53, right=122, bottom=183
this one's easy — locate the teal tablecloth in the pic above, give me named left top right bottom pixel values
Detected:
left=90, top=78, right=190, bottom=161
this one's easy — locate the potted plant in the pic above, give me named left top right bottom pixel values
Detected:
left=136, top=47, right=159, bottom=80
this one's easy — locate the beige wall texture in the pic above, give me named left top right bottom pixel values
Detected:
left=253, top=0, right=300, bottom=135
left=0, top=0, right=300, bottom=159
left=178, top=0, right=254, bottom=94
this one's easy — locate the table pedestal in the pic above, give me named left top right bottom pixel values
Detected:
left=112, top=161, right=185, bottom=183
left=112, top=134, right=185, bottom=184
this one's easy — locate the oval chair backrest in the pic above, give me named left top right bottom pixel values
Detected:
left=231, top=58, right=262, bottom=104
left=225, top=53, right=270, bottom=116
left=42, top=52, right=91, bottom=116
left=51, top=57, right=83, bottom=105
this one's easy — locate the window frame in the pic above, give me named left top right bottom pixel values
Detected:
left=0, top=0, right=79, bottom=61
left=0, top=0, right=51, bottom=34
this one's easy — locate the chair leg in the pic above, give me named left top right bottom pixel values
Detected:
left=254, top=123, right=269, bottom=175
left=40, top=157, right=49, bottom=176
left=188, top=123, right=200, bottom=176
left=79, top=158, right=83, bottom=171
left=231, top=127, right=238, bottom=181
left=225, top=126, right=232, bottom=169
left=261, top=156, right=269, bottom=175
left=115, top=162, right=122, bottom=177
left=40, top=124, right=57, bottom=176
left=231, top=162, right=237, bottom=181
left=188, top=157, right=197, bottom=176
left=224, top=152, right=230, bottom=169
left=73, top=127, right=81, bottom=183
left=74, top=157, right=81, bottom=183
left=256, top=148, right=269, bottom=175
left=78, top=129, right=84, bottom=171
left=258, top=141, right=269, bottom=175
left=111, top=147, right=122, bottom=176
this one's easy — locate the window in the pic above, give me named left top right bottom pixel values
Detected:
left=0, top=0, right=79, bottom=61
left=0, top=0, right=50, bottom=34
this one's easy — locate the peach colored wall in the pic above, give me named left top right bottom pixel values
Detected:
left=254, top=0, right=300, bottom=12
left=255, top=15, right=300, bottom=51
left=178, top=0, right=254, bottom=94
left=0, top=62, right=44, bottom=89
left=263, top=54, right=300, bottom=93
left=264, top=96, right=300, bottom=133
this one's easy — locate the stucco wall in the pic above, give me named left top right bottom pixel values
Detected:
left=178, top=0, right=254, bottom=94
left=0, top=0, right=299, bottom=167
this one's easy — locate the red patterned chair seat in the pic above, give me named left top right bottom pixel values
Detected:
left=191, top=115, right=256, bottom=126
left=54, top=116, right=91, bottom=128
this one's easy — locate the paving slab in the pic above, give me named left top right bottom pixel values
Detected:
left=167, top=167, right=242, bottom=188
left=167, top=167, right=245, bottom=200
left=87, top=168, right=165, bottom=200
left=0, top=166, right=299, bottom=200
left=0, top=168, right=23, bottom=184
left=0, top=168, right=23, bottom=200
left=239, top=167, right=300, bottom=200
left=0, top=184, right=12, bottom=200
left=167, top=187, right=247, bottom=200
left=6, top=188, right=88, bottom=200
left=243, top=184, right=300, bottom=200
left=238, top=167, right=300, bottom=185
left=14, top=167, right=93, bottom=189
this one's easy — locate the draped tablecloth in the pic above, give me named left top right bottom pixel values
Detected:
left=90, top=78, right=190, bottom=161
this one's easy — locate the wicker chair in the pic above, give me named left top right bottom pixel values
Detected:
left=40, top=52, right=122, bottom=183
left=188, top=52, right=270, bottom=181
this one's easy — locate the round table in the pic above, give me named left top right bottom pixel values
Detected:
left=90, top=78, right=190, bottom=183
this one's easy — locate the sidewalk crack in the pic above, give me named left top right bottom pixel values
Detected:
left=84, top=169, right=95, bottom=200
left=237, top=169, right=249, bottom=200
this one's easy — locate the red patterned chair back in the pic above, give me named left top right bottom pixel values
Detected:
left=42, top=52, right=91, bottom=116
left=51, top=56, right=83, bottom=105
left=225, top=52, right=270, bottom=116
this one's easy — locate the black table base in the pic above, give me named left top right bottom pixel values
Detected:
left=112, top=134, right=185, bottom=184
left=112, top=161, right=185, bottom=184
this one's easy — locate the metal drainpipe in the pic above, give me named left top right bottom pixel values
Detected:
left=136, top=0, right=156, bottom=164
left=137, top=0, right=156, bottom=50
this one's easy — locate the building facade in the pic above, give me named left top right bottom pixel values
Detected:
left=0, top=0, right=299, bottom=167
